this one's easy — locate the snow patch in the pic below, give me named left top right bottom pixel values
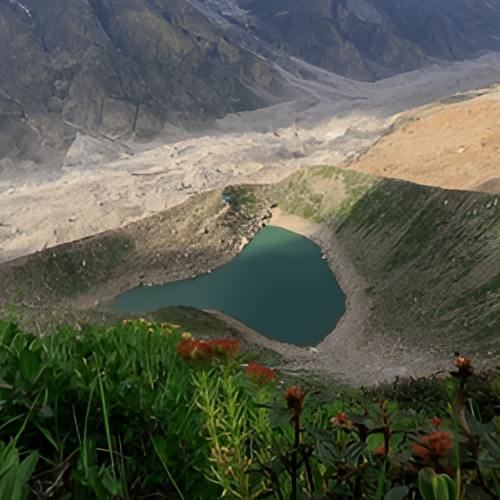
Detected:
left=10, top=0, right=32, bottom=18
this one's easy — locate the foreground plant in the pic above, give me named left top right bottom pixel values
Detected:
left=418, top=467, right=457, bottom=500
left=0, top=318, right=214, bottom=499
left=194, top=367, right=273, bottom=499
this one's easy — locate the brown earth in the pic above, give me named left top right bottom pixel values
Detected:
left=349, top=86, right=500, bottom=192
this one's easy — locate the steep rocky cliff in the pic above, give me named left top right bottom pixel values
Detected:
left=0, top=0, right=283, bottom=171
left=192, top=0, right=500, bottom=81
left=3, top=0, right=500, bottom=174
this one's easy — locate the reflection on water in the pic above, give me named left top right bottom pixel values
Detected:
left=111, top=226, right=345, bottom=346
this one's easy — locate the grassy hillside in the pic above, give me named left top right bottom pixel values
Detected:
left=0, top=187, right=267, bottom=316
left=264, top=165, right=500, bottom=358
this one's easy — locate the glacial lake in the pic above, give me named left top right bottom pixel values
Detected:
left=111, top=226, right=345, bottom=346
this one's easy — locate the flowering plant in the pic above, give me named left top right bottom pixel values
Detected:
left=245, top=364, right=275, bottom=387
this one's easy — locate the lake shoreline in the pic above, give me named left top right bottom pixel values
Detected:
left=217, top=210, right=447, bottom=386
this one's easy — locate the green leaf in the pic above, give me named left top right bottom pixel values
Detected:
left=344, top=442, right=365, bottom=463
left=102, top=469, right=122, bottom=495
left=434, top=473, right=456, bottom=500
left=0, top=447, right=18, bottom=478
left=482, top=433, right=500, bottom=461
left=466, top=411, right=494, bottom=436
left=367, top=433, right=384, bottom=452
left=384, top=486, right=409, bottom=500
left=12, top=452, right=38, bottom=500
left=19, top=349, right=41, bottom=384
left=0, top=321, right=19, bottom=347
left=418, top=468, right=436, bottom=500
left=267, top=406, right=291, bottom=429
left=36, top=404, right=53, bottom=418
left=0, top=464, right=17, bottom=500
left=314, top=439, right=339, bottom=467
left=348, top=413, right=380, bottom=430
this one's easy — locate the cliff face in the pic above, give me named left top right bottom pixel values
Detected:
left=0, top=0, right=282, bottom=169
left=202, top=0, right=500, bottom=81
left=3, top=0, right=500, bottom=172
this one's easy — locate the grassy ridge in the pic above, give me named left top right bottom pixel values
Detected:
left=335, top=179, right=500, bottom=350
left=264, top=166, right=500, bottom=356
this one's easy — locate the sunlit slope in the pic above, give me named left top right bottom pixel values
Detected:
left=266, top=166, right=500, bottom=357
left=350, top=86, right=500, bottom=192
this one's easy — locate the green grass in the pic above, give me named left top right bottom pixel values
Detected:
left=0, top=318, right=216, bottom=499
left=17, top=235, right=133, bottom=298
left=2, top=314, right=500, bottom=498
left=270, top=165, right=377, bottom=223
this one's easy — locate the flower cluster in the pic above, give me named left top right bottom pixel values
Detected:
left=176, top=338, right=241, bottom=363
left=245, top=364, right=275, bottom=387
left=409, top=431, right=454, bottom=474
left=209, top=339, right=240, bottom=359
left=285, top=386, right=305, bottom=414
left=331, top=412, right=350, bottom=425
left=455, top=356, right=474, bottom=378
left=176, top=339, right=214, bottom=362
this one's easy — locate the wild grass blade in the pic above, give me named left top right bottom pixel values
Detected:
left=151, top=435, right=187, bottom=500
left=375, top=460, right=386, bottom=500
left=99, top=374, right=116, bottom=479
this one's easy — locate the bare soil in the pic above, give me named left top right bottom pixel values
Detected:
left=350, top=86, right=500, bottom=192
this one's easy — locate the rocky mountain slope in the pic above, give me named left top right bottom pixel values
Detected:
left=3, top=58, right=500, bottom=265
left=3, top=0, right=500, bottom=177
left=189, top=0, right=500, bottom=80
left=0, top=0, right=283, bottom=176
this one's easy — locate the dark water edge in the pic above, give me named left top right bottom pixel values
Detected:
left=111, top=226, right=346, bottom=346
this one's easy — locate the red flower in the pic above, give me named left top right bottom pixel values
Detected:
left=285, top=386, right=305, bottom=413
left=245, top=364, right=275, bottom=387
left=375, top=446, right=386, bottom=456
left=331, top=412, right=349, bottom=425
left=455, top=356, right=474, bottom=377
left=176, top=339, right=214, bottom=362
left=455, top=356, right=471, bottom=369
left=208, top=339, right=240, bottom=359
left=430, top=417, right=441, bottom=426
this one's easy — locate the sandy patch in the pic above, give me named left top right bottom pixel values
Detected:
left=350, top=87, right=500, bottom=192
left=266, top=207, right=318, bottom=237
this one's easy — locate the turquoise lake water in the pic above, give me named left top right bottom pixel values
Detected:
left=111, top=226, right=346, bottom=346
